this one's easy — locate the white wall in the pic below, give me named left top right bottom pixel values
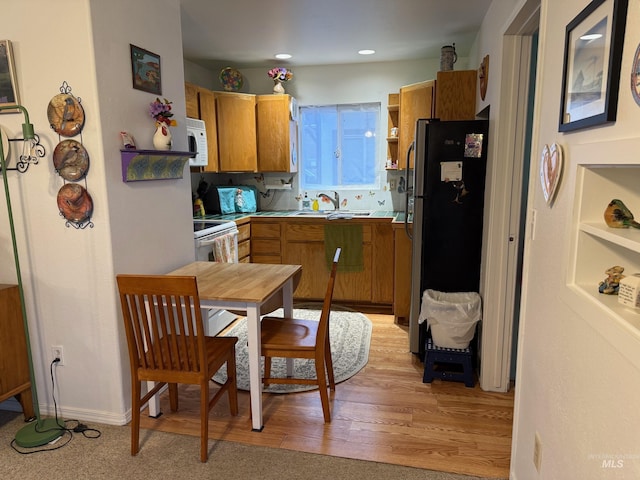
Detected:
left=0, top=0, right=193, bottom=424
left=508, top=0, right=640, bottom=478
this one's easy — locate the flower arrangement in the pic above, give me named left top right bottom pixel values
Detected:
left=267, top=67, right=293, bottom=82
left=149, top=97, right=177, bottom=126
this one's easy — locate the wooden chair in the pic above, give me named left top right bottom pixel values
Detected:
left=260, top=247, right=341, bottom=422
left=116, top=274, right=238, bottom=462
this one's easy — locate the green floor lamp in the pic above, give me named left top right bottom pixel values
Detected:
left=1, top=104, right=63, bottom=447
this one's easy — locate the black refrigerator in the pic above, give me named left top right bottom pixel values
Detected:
left=406, top=118, right=489, bottom=354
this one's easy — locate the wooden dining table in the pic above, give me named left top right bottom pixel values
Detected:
left=166, top=261, right=302, bottom=431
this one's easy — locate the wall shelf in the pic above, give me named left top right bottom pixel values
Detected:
left=568, top=148, right=640, bottom=372
left=120, top=149, right=193, bottom=182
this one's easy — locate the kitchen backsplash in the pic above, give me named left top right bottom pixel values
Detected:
left=191, top=171, right=406, bottom=213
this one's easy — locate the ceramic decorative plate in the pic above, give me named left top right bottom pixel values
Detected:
left=57, top=183, right=93, bottom=223
left=219, top=67, right=243, bottom=92
left=631, top=42, right=640, bottom=106
left=540, top=143, right=563, bottom=205
left=53, top=139, right=89, bottom=181
left=47, top=93, right=85, bottom=137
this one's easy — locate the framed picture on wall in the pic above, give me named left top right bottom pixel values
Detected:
left=0, top=40, right=20, bottom=112
left=130, top=44, right=162, bottom=95
left=558, top=0, right=629, bottom=132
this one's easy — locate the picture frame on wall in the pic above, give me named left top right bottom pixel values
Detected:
left=130, top=44, right=162, bottom=95
left=0, top=40, right=20, bottom=112
left=558, top=0, right=628, bottom=132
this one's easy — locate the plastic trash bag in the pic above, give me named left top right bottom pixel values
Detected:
left=418, top=289, right=482, bottom=349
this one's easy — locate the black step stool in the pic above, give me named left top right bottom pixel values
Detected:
left=423, top=337, right=475, bottom=388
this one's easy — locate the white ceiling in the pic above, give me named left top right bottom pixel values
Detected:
left=180, top=0, right=493, bottom=69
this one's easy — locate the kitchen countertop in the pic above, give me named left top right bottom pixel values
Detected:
left=195, top=210, right=409, bottom=223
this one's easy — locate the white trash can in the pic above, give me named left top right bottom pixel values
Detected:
left=418, top=289, right=482, bottom=349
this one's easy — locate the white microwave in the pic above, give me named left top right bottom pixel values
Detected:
left=186, top=117, right=208, bottom=167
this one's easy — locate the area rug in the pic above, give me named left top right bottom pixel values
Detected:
left=213, top=308, right=372, bottom=393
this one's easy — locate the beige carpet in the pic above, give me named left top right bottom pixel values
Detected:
left=0, top=410, right=498, bottom=480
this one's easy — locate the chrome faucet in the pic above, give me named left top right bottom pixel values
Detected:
left=318, top=192, right=340, bottom=210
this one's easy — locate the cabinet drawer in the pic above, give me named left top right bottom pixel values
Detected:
left=252, top=255, right=282, bottom=264
left=286, top=224, right=325, bottom=241
left=252, top=222, right=281, bottom=238
left=286, top=223, right=373, bottom=242
left=237, top=239, right=250, bottom=260
left=252, top=239, right=281, bottom=256
left=237, top=223, right=250, bottom=242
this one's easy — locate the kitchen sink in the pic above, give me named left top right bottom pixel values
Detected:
left=291, top=210, right=373, bottom=218
left=292, top=211, right=328, bottom=216
left=338, top=210, right=373, bottom=216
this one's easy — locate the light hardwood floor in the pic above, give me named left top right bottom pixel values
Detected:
left=139, top=313, right=514, bottom=479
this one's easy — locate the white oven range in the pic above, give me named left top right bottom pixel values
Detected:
left=194, top=219, right=239, bottom=261
left=193, top=218, right=239, bottom=335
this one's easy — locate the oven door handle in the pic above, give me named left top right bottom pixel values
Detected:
left=195, top=232, right=238, bottom=247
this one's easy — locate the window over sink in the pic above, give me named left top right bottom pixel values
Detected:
left=299, top=103, right=380, bottom=190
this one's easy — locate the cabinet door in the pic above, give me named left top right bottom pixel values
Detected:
left=393, top=224, right=412, bottom=324
left=198, top=88, right=220, bottom=172
left=256, top=95, right=298, bottom=172
left=372, top=223, right=394, bottom=305
left=251, top=221, right=281, bottom=263
left=184, top=82, right=200, bottom=118
left=0, top=284, right=34, bottom=420
left=398, top=80, right=435, bottom=169
left=283, top=222, right=373, bottom=303
left=215, top=92, right=257, bottom=172
left=435, top=70, right=477, bottom=121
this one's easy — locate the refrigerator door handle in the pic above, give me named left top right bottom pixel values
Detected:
left=404, top=141, right=415, bottom=239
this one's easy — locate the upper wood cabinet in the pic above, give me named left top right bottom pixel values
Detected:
left=256, top=94, right=298, bottom=173
left=185, top=82, right=200, bottom=119
left=398, top=80, right=435, bottom=170
left=185, top=84, right=258, bottom=173
left=435, top=70, right=477, bottom=121
left=395, top=71, right=478, bottom=170
left=214, top=92, right=258, bottom=172
left=197, top=88, right=220, bottom=172
left=185, top=82, right=219, bottom=172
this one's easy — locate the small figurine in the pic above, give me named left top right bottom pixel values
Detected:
left=604, top=199, right=640, bottom=229
left=599, top=265, right=625, bottom=294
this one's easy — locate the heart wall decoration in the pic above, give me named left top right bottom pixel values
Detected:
left=540, top=143, right=563, bottom=206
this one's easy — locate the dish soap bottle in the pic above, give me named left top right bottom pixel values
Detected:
left=312, top=198, right=319, bottom=211
left=302, top=192, right=311, bottom=211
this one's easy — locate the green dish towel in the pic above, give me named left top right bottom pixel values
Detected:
left=324, top=224, right=364, bottom=272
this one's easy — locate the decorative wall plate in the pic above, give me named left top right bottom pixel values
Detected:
left=47, top=93, right=85, bottom=137
left=219, top=67, right=243, bottom=92
left=57, top=183, right=93, bottom=223
left=632, top=42, right=640, bottom=106
left=540, top=143, right=563, bottom=205
left=53, top=139, right=89, bottom=181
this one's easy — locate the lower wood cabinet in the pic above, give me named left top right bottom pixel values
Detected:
left=393, top=222, right=412, bottom=325
left=0, top=284, right=35, bottom=421
left=250, top=218, right=394, bottom=308
left=236, top=220, right=251, bottom=263
left=250, top=220, right=282, bottom=264
left=283, top=223, right=373, bottom=303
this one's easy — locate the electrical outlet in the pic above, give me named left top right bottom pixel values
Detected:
left=52, top=345, right=64, bottom=366
left=533, top=432, right=542, bottom=472
left=389, top=179, right=397, bottom=191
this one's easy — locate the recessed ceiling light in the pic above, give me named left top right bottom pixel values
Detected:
left=275, top=53, right=292, bottom=59
left=358, top=49, right=376, bottom=56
